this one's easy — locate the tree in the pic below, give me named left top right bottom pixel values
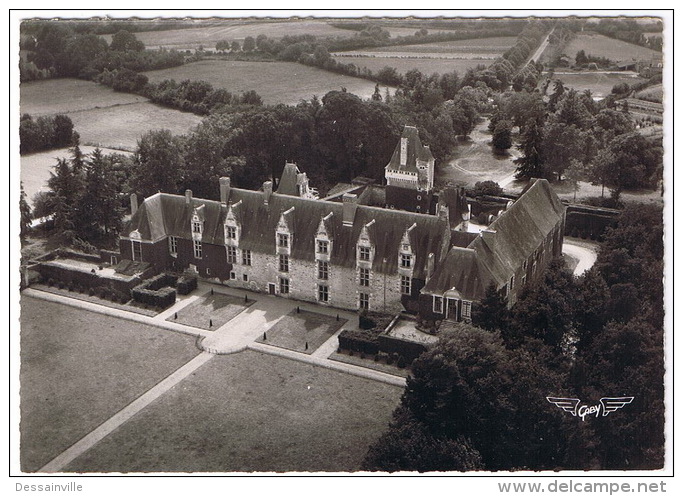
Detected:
left=19, top=183, right=32, bottom=241
left=491, top=119, right=513, bottom=152
left=471, top=283, right=509, bottom=332
left=515, top=118, right=544, bottom=178
left=46, top=157, right=82, bottom=235
left=73, top=148, right=122, bottom=243
left=132, top=130, right=184, bottom=199
left=230, top=40, right=241, bottom=52
left=110, top=30, right=145, bottom=52
left=53, top=114, right=75, bottom=147
left=564, top=159, right=585, bottom=202
left=242, top=36, right=256, bottom=52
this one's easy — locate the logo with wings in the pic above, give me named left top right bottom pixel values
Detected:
left=546, top=397, right=634, bottom=421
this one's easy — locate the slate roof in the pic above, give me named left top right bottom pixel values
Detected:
left=276, top=163, right=301, bottom=196
left=122, top=188, right=450, bottom=279
left=422, top=179, right=565, bottom=300
left=385, top=125, right=434, bottom=174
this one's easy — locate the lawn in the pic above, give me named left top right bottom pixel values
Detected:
left=437, top=118, right=519, bottom=189
left=20, top=79, right=146, bottom=117
left=20, top=146, right=131, bottom=207
left=19, top=295, right=200, bottom=473
left=563, top=33, right=659, bottom=63
left=551, top=71, right=648, bottom=100
left=63, top=350, right=403, bottom=472
left=255, top=309, right=347, bottom=355
left=102, top=20, right=357, bottom=51
left=167, top=291, right=254, bottom=330
left=143, top=60, right=385, bottom=105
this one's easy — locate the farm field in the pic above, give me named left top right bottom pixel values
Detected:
left=20, top=146, right=131, bottom=207
left=19, top=296, right=201, bottom=473
left=635, top=83, right=664, bottom=103
left=64, top=349, right=403, bottom=472
left=563, top=33, right=659, bottom=62
left=20, top=79, right=146, bottom=116
left=551, top=71, right=648, bottom=99
left=333, top=36, right=515, bottom=75
left=143, top=60, right=386, bottom=105
left=101, top=20, right=357, bottom=50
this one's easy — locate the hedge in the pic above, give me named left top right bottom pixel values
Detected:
left=338, top=329, right=380, bottom=355
left=177, top=274, right=198, bottom=295
left=130, top=273, right=177, bottom=308
left=378, top=334, right=429, bottom=363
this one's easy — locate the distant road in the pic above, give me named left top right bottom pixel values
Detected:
left=562, top=237, right=599, bottom=276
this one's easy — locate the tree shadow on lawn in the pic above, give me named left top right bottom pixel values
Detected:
left=167, top=292, right=254, bottom=331
left=256, top=309, right=347, bottom=355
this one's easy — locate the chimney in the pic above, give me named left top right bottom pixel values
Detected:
left=263, top=181, right=273, bottom=205
left=185, top=189, right=193, bottom=204
left=130, top=193, right=138, bottom=216
left=437, top=201, right=449, bottom=223
left=219, top=177, right=231, bottom=205
left=342, top=193, right=358, bottom=227
left=426, top=252, right=435, bottom=279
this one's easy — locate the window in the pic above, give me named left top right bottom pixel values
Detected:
left=317, top=240, right=329, bottom=254
left=359, top=292, right=369, bottom=311
left=358, top=246, right=371, bottom=261
left=226, top=226, right=237, bottom=239
left=132, top=241, right=142, bottom=261
left=280, top=277, right=289, bottom=294
left=359, top=267, right=370, bottom=287
left=462, top=301, right=472, bottom=320
left=242, top=249, right=252, bottom=266
left=318, top=260, right=329, bottom=280
left=227, top=246, right=237, bottom=263
left=523, top=259, right=528, bottom=271
left=230, top=271, right=236, bottom=280
left=510, top=275, right=515, bottom=291
left=401, top=275, right=411, bottom=295
left=401, top=254, right=412, bottom=269
left=433, top=296, right=443, bottom=314
left=278, top=233, right=289, bottom=248
left=169, top=236, right=177, bottom=255
left=279, top=254, right=289, bottom=272
left=318, top=284, right=329, bottom=303
left=243, top=274, right=249, bottom=282
left=193, top=240, right=202, bottom=259
left=192, top=221, right=202, bottom=234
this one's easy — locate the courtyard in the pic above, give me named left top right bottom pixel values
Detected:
left=18, top=290, right=404, bottom=472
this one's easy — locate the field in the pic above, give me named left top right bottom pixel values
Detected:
left=143, top=60, right=385, bottom=105
left=20, top=146, right=131, bottom=207
left=19, top=296, right=201, bottom=472
left=563, top=33, right=659, bottom=62
left=101, top=20, right=357, bottom=51
left=63, top=350, right=402, bottom=472
left=20, top=79, right=146, bottom=116
left=635, top=83, right=664, bottom=103
left=333, top=36, right=515, bottom=75
left=20, top=79, right=203, bottom=150
left=551, top=71, right=648, bottom=99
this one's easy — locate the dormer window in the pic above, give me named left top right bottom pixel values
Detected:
left=226, top=226, right=237, bottom=240
left=278, top=233, right=289, bottom=248
left=317, top=240, right=329, bottom=254
left=401, top=254, right=412, bottom=268
left=359, top=246, right=371, bottom=262
left=192, top=221, right=202, bottom=234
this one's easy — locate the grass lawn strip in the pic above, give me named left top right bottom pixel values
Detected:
left=20, top=296, right=200, bottom=472
left=166, top=291, right=254, bottom=331
left=33, top=284, right=159, bottom=316
left=255, top=309, right=347, bottom=355
left=64, top=350, right=403, bottom=472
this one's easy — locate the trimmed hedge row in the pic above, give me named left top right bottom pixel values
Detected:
left=378, top=334, right=429, bottom=363
left=130, top=273, right=177, bottom=308
left=338, top=329, right=380, bottom=355
left=37, top=262, right=140, bottom=296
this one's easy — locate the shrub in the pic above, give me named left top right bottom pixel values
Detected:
left=58, top=281, right=65, bottom=290
left=338, top=329, right=380, bottom=355
left=397, top=355, right=408, bottom=369
left=47, top=278, right=54, bottom=287
left=131, top=274, right=177, bottom=308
